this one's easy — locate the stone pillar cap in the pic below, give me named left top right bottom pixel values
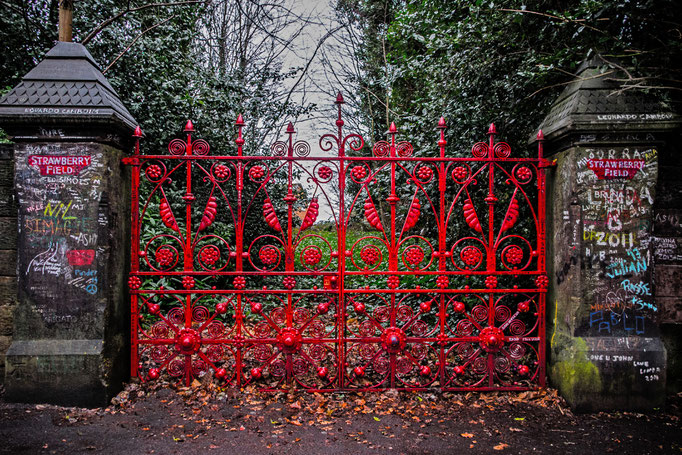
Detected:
left=0, top=42, right=136, bottom=135
left=531, top=53, right=680, bottom=145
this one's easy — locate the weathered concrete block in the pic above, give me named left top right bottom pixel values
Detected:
left=4, top=339, right=114, bottom=407
left=0, top=217, right=18, bottom=250
left=0, top=186, right=17, bottom=217
left=0, top=276, right=17, bottom=306
left=0, top=163, right=12, bottom=183
left=661, top=324, right=682, bottom=393
left=0, top=334, right=9, bottom=381
left=654, top=264, right=682, bottom=296
left=550, top=336, right=666, bottom=411
left=0, top=305, right=14, bottom=336
left=0, top=335, right=11, bottom=352
left=0, top=250, right=17, bottom=276
left=656, top=296, right=682, bottom=324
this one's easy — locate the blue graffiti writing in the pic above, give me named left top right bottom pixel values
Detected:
left=632, top=295, right=657, bottom=312
left=605, top=248, right=647, bottom=278
left=589, top=310, right=645, bottom=335
left=621, top=279, right=651, bottom=296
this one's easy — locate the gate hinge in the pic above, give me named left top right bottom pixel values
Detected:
left=539, top=158, right=557, bottom=169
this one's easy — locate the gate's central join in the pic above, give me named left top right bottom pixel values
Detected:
left=277, top=327, right=302, bottom=353
left=479, top=327, right=505, bottom=353
left=175, top=328, right=201, bottom=355
left=382, top=327, right=407, bottom=353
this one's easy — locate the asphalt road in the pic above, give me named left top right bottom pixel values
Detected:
left=1, top=383, right=680, bottom=454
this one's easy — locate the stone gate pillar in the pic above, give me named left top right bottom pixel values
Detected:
left=0, top=42, right=135, bottom=406
left=536, top=56, right=681, bottom=410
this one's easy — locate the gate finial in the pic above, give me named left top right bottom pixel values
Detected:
left=184, top=120, right=194, bottom=132
left=537, top=129, right=545, bottom=160
left=132, top=125, right=143, bottom=156
left=437, top=117, right=447, bottom=156
left=235, top=114, right=245, bottom=155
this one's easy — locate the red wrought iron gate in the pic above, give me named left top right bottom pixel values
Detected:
left=124, top=94, right=550, bottom=392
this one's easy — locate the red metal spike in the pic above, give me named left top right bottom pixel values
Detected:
left=335, top=92, right=344, bottom=104
left=537, top=129, right=545, bottom=141
left=389, top=122, right=397, bottom=133
left=184, top=120, right=195, bottom=132
left=286, top=122, right=295, bottom=134
left=235, top=114, right=245, bottom=126
left=437, top=117, right=446, bottom=129
left=133, top=126, right=143, bottom=138
left=488, top=123, right=497, bottom=135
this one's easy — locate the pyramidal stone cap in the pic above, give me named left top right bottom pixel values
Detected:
left=0, top=42, right=136, bottom=134
left=530, top=53, right=679, bottom=145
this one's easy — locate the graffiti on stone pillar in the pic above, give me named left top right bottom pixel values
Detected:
left=574, top=146, right=658, bottom=336
left=15, top=143, right=107, bottom=325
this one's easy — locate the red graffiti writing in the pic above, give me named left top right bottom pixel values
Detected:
left=587, top=159, right=644, bottom=180
left=29, top=155, right=91, bottom=176
left=66, top=249, right=95, bottom=266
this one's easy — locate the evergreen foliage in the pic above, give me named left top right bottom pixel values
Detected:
left=336, top=0, right=681, bottom=155
left=0, top=0, right=312, bottom=153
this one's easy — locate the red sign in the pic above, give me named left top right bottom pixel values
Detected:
left=66, top=250, right=95, bottom=266
left=587, top=159, right=644, bottom=180
left=29, top=155, right=91, bottom=176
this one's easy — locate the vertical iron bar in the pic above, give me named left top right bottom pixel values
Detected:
left=388, top=123, right=397, bottom=389
left=235, top=114, right=245, bottom=387
left=285, top=123, right=295, bottom=385
left=129, top=127, right=142, bottom=379
left=487, top=125, right=496, bottom=388
left=537, top=130, right=547, bottom=387
left=184, top=121, right=194, bottom=386
left=335, top=94, right=346, bottom=389
left=437, top=118, right=447, bottom=389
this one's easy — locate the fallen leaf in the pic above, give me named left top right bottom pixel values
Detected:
left=373, top=416, right=381, bottom=421
left=494, top=443, right=509, bottom=450
left=461, top=433, right=474, bottom=438
left=513, top=417, right=525, bottom=421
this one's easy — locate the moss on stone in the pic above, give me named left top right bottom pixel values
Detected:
left=550, top=335, right=602, bottom=407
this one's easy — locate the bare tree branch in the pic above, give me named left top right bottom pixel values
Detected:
left=103, top=15, right=176, bottom=74
left=498, top=8, right=607, bottom=35
left=524, top=70, right=615, bottom=99
left=81, top=0, right=207, bottom=45
left=280, top=25, right=344, bottom=112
